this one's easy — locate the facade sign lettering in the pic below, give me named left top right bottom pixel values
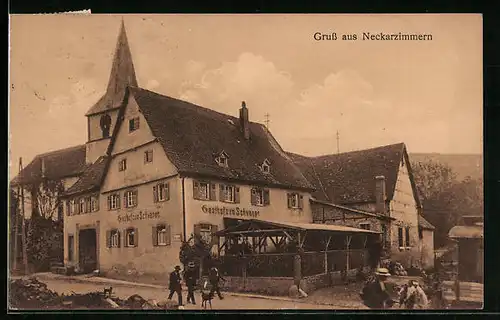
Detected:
left=202, top=205, right=260, bottom=218
left=118, top=211, right=160, bottom=223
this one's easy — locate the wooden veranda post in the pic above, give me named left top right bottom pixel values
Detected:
left=345, top=235, right=352, bottom=273
left=294, top=231, right=302, bottom=286
left=324, top=235, right=332, bottom=274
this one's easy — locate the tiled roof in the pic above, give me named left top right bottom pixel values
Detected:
left=85, top=21, right=138, bottom=116
left=130, top=87, right=314, bottom=190
left=287, top=143, right=406, bottom=204
left=63, top=156, right=110, bottom=197
left=10, top=145, right=87, bottom=186
left=418, top=215, right=435, bottom=230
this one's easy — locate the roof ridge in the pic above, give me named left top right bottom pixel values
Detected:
left=131, top=86, right=266, bottom=126
left=37, top=144, right=86, bottom=158
left=311, top=142, right=405, bottom=159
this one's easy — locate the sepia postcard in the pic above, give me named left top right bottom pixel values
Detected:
left=8, top=14, right=483, bottom=311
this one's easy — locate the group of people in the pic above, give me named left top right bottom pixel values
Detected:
left=360, top=267, right=430, bottom=309
left=167, top=262, right=225, bottom=307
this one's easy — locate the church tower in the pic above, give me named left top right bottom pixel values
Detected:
left=84, top=20, right=138, bottom=164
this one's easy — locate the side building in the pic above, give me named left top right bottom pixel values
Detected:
left=288, top=143, right=435, bottom=269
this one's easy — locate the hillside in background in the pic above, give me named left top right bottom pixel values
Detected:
left=410, top=153, right=483, bottom=181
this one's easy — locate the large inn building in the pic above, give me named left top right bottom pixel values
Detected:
left=11, top=22, right=434, bottom=279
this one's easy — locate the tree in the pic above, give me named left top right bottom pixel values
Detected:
left=22, top=179, right=65, bottom=272
left=28, top=179, right=64, bottom=220
left=412, top=160, right=484, bottom=248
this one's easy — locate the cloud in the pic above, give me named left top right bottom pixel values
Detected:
left=178, top=53, right=294, bottom=120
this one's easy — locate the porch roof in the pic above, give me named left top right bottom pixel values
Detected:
left=449, top=225, right=483, bottom=239
left=215, top=218, right=381, bottom=237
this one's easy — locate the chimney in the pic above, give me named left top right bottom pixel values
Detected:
left=375, top=175, right=387, bottom=214
left=239, top=101, right=250, bottom=140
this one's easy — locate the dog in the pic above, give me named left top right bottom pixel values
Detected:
left=201, top=290, right=214, bottom=310
left=103, top=287, right=113, bottom=299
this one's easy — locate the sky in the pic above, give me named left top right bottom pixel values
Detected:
left=9, top=14, right=482, bottom=179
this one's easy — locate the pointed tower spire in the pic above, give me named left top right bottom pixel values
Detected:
left=85, top=20, right=138, bottom=116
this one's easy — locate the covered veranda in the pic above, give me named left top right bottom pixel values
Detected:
left=214, top=218, right=381, bottom=294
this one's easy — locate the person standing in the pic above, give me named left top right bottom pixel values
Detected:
left=209, top=267, right=225, bottom=300
left=184, top=262, right=198, bottom=305
left=168, top=265, right=183, bottom=306
left=405, top=280, right=429, bottom=309
left=360, top=267, right=394, bottom=309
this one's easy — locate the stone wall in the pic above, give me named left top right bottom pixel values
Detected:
left=221, top=276, right=294, bottom=296
left=300, top=269, right=360, bottom=293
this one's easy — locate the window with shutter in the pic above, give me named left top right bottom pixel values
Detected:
left=129, top=117, right=140, bottom=132
left=68, top=235, right=74, bottom=261
left=109, top=194, right=120, bottom=210
left=144, top=150, right=153, bottom=163
left=194, top=181, right=211, bottom=200
left=250, top=189, right=257, bottom=205
left=119, top=159, right=127, bottom=171
left=91, top=196, right=99, bottom=212
left=398, top=227, right=404, bottom=248
left=287, top=193, right=300, bottom=208
left=405, top=226, right=410, bottom=247
left=298, top=195, right=304, bottom=209
left=234, top=187, right=240, bottom=203
left=155, top=183, right=169, bottom=202
left=220, top=184, right=235, bottom=203
left=125, top=228, right=135, bottom=247
left=263, top=189, right=270, bottom=205
left=156, top=224, right=171, bottom=246
left=110, top=230, right=120, bottom=248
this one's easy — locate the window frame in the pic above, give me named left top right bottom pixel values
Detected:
left=90, top=195, right=99, bottom=212
left=199, top=224, right=213, bottom=245
left=154, top=182, right=170, bottom=202
left=287, top=192, right=303, bottom=209
left=119, top=158, right=127, bottom=172
left=251, top=187, right=270, bottom=206
left=124, top=189, right=138, bottom=208
left=108, top=193, right=120, bottom=210
left=405, top=226, right=411, bottom=248
left=125, top=228, right=137, bottom=247
left=144, top=149, right=153, bottom=163
left=398, top=227, right=404, bottom=249
left=79, top=198, right=86, bottom=214
left=222, top=184, right=235, bottom=203
left=193, top=180, right=216, bottom=201
left=155, top=224, right=171, bottom=246
left=110, top=229, right=120, bottom=248
left=129, top=117, right=140, bottom=133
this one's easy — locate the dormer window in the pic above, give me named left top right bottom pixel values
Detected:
left=215, top=151, right=229, bottom=168
left=260, top=159, right=271, bottom=174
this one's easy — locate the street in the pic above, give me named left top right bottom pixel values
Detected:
left=32, top=277, right=355, bottom=310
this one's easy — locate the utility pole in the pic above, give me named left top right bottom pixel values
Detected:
left=264, top=113, right=270, bottom=129
left=20, top=157, right=28, bottom=275
left=336, top=130, right=340, bottom=154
